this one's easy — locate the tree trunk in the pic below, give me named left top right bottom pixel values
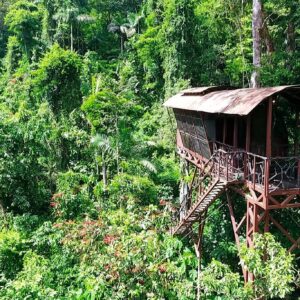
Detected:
left=102, top=151, right=107, bottom=191
left=120, top=35, right=124, bottom=54
left=251, top=0, right=263, bottom=88
left=286, top=22, right=295, bottom=52
left=116, top=118, right=120, bottom=175
left=70, top=23, right=74, bottom=51
left=261, top=9, right=274, bottom=54
left=0, top=199, right=6, bottom=217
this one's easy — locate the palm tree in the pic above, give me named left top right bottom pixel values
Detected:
left=91, top=134, right=114, bottom=192
left=53, top=3, right=94, bottom=51
left=108, top=13, right=143, bottom=54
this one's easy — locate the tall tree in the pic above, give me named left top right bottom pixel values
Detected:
left=251, top=0, right=263, bottom=88
left=4, top=0, right=44, bottom=58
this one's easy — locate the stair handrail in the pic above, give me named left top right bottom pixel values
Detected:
left=186, top=150, right=222, bottom=210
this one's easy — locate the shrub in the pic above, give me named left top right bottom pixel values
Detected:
left=108, top=173, right=157, bottom=206
left=81, top=90, right=128, bottom=134
left=4, top=1, right=43, bottom=56
left=32, top=44, right=82, bottom=115
left=201, top=259, right=253, bottom=299
left=0, top=250, right=54, bottom=299
left=52, top=171, right=94, bottom=220
left=0, top=230, right=24, bottom=282
left=240, top=233, right=295, bottom=299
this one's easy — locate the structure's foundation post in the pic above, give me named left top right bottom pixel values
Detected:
left=246, top=200, right=264, bottom=282
left=193, top=214, right=206, bottom=300
left=179, top=159, right=189, bottom=221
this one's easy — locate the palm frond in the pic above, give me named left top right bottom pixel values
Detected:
left=108, top=23, right=120, bottom=33
left=76, top=14, right=95, bottom=23
left=140, top=159, right=157, bottom=174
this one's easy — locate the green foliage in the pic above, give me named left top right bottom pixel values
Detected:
left=240, top=233, right=296, bottom=299
left=4, top=36, right=22, bottom=75
left=81, top=90, right=126, bottom=134
left=2, top=250, right=54, bottom=299
left=0, top=102, right=58, bottom=214
left=0, top=0, right=299, bottom=298
left=201, top=259, right=253, bottom=299
left=0, top=230, right=24, bottom=283
left=0, top=205, right=197, bottom=299
left=32, top=44, right=83, bottom=115
left=53, top=171, right=94, bottom=220
left=158, top=0, right=197, bottom=97
left=4, top=1, right=44, bottom=57
left=108, top=173, right=157, bottom=206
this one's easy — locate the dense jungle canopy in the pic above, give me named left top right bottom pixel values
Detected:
left=0, top=0, right=299, bottom=299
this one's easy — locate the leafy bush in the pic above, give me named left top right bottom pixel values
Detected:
left=201, top=259, right=253, bottom=299
left=0, top=102, right=58, bottom=214
left=1, top=250, right=54, bottom=300
left=108, top=173, right=158, bottom=206
left=32, top=44, right=82, bottom=115
left=52, top=171, right=94, bottom=220
left=81, top=90, right=129, bottom=134
left=30, top=221, right=64, bottom=256
left=4, top=1, right=43, bottom=56
left=0, top=230, right=24, bottom=282
left=240, top=233, right=296, bottom=299
left=12, top=214, right=43, bottom=237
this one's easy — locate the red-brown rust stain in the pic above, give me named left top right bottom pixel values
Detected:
left=164, top=85, right=300, bottom=115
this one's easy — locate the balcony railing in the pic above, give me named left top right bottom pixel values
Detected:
left=244, top=153, right=267, bottom=189
left=211, top=142, right=300, bottom=192
left=179, top=142, right=300, bottom=193
left=269, top=157, right=300, bottom=191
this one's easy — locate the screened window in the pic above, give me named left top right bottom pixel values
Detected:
left=174, top=109, right=211, bottom=159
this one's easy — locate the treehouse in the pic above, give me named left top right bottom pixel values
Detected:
left=164, top=86, right=300, bottom=282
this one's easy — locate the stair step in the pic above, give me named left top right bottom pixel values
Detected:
left=172, top=178, right=227, bottom=235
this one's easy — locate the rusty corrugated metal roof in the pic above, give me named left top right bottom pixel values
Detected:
left=164, top=85, right=300, bottom=115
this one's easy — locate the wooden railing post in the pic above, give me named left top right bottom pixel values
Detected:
left=244, top=152, right=247, bottom=181
left=298, top=159, right=300, bottom=186
left=226, top=153, right=229, bottom=181
left=253, top=156, right=256, bottom=190
left=264, top=158, right=270, bottom=208
left=218, top=151, right=221, bottom=179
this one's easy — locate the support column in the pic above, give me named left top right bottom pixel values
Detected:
left=233, top=117, right=238, bottom=149
left=194, top=213, right=207, bottom=300
left=246, top=115, right=251, bottom=152
left=265, top=98, right=273, bottom=210
left=266, top=98, right=273, bottom=158
left=179, top=159, right=189, bottom=220
left=223, top=118, right=227, bottom=145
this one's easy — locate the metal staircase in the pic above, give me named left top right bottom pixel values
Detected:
left=171, top=178, right=227, bottom=235
left=171, top=150, right=231, bottom=236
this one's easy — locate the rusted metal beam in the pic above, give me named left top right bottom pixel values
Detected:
left=246, top=115, right=251, bottom=152
left=237, top=215, right=247, bottom=232
left=223, top=118, right=227, bottom=144
left=266, top=97, right=273, bottom=158
left=269, top=188, right=300, bottom=196
left=268, top=203, right=300, bottom=209
left=234, top=117, right=238, bottom=148
left=226, top=191, right=247, bottom=280
left=281, top=194, right=298, bottom=207
left=289, top=237, right=300, bottom=252
left=269, top=215, right=296, bottom=245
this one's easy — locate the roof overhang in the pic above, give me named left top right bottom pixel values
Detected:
left=164, top=85, right=300, bottom=115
